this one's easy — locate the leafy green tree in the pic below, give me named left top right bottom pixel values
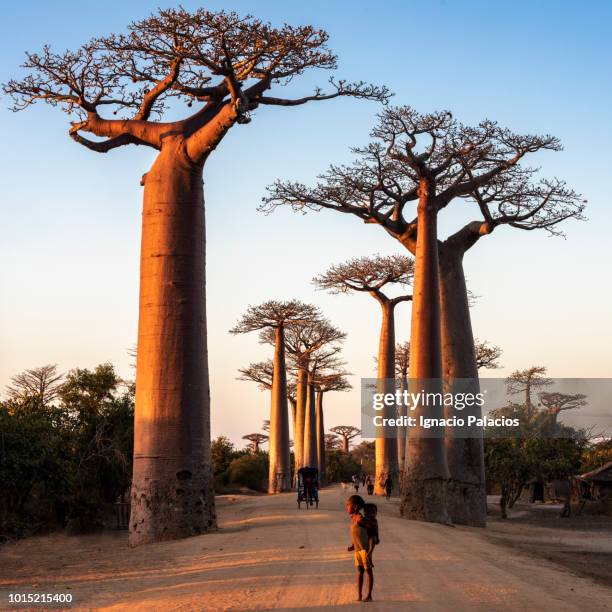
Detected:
left=211, top=436, right=237, bottom=478
left=485, top=403, right=586, bottom=518
left=226, top=453, right=269, bottom=492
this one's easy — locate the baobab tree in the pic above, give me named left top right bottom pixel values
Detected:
left=5, top=364, right=63, bottom=405
left=263, top=105, right=583, bottom=525
left=330, top=425, right=361, bottom=452
left=475, top=340, right=503, bottom=370
left=538, top=392, right=587, bottom=424
left=262, top=318, right=346, bottom=475
left=314, top=371, right=352, bottom=485
left=243, top=433, right=268, bottom=453
left=231, top=300, right=318, bottom=493
left=4, top=7, right=387, bottom=546
left=314, top=255, right=413, bottom=493
left=506, top=366, right=553, bottom=418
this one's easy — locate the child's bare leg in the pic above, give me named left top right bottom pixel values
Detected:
left=356, top=567, right=364, bottom=601
left=363, top=569, right=374, bottom=601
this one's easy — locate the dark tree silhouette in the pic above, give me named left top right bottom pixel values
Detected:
left=263, top=105, right=584, bottom=525
left=231, top=300, right=318, bottom=493
left=330, top=425, right=361, bottom=452
left=243, top=433, right=269, bottom=453
left=314, top=254, right=413, bottom=493
left=4, top=7, right=388, bottom=546
left=474, top=340, right=503, bottom=370
left=538, top=392, right=587, bottom=424
left=5, top=364, right=63, bottom=405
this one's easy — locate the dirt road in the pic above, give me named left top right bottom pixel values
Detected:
left=1, top=485, right=610, bottom=611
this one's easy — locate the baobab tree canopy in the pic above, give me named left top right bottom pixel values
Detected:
left=4, top=7, right=389, bottom=159
left=262, top=106, right=585, bottom=246
left=313, top=255, right=414, bottom=297
left=230, top=300, right=319, bottom=334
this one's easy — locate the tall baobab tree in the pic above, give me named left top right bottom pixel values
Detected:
left=231, top=300, right=318, bottom=493
left=314, top=255, right=413, bottom=493
left=262, top=318, right=346, bottom=475
left=243, top=433, right=268, bottom=453
left=5, top=365, right=63, bottom=405
left=394, top=342, right=410, bottom=481
left=506, top=366, right=553, bottom=418
left=263, top=106, right=584, bottom=525
left=4, top=8, right=388, bottom=546
left=474, top=340, right=503, bottom=370
left=330, top=425, right=361, bottom=452
left=314, top=371, right=352, bottom=485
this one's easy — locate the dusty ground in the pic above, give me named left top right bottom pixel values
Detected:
left=0, top=485, right=611, bottom=611
left=485, top=495, right=612, bottom=587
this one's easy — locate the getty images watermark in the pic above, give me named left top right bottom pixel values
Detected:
left=360, top=378, right=612, bottom=439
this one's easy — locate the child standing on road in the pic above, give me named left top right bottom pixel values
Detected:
left=346, top=495, right=375, bottom=602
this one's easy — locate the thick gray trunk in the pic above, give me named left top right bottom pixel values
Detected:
left=401, top=191, right=450, bottom=524
left=130, top=138, right=215, bottom=546
left=439, top=247, right=486, bottom=526
left=397, top=374, right=408, bottom=488
left=316, top=390, right=326, bottom=486
left=268, top=326, right=291, bottom=493
left=375, top=301, right=399, bottom=494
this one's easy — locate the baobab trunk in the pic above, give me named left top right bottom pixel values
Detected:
left=341, top=434, right=349, bottom=453
left=397, top=373, right=408, bottom=489
left=316, top=390, right=326, bottom=485
left=130, top=136, right=215, bottom=546
left=294, top=367, right=308, bottom=481
left=375, top=301, right=399, bottom=494
left=268, top=326, right=292, bottom=493
left=303, top=376, right=318, bottom=468
left=401, top=182, right=450, bottom=524
left=439, top=248, right=486, bottom=526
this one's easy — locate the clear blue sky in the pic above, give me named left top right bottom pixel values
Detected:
left=1, top=1, right=611, bottom=445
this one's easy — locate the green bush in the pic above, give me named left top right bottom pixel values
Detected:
left=226, top=453, right=269, bottom=492
left=326, top=450, right=361, bottom=483
left=0, top=363, right=134, bottom=539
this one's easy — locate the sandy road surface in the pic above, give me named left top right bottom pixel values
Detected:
left=1, top=485, right=610, bottom=611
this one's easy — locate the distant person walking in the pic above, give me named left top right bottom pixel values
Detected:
left=352, top=474, right=360, bottom=493
left=366, top=475, right=374, bottom=496
left=384, top=475, right=393, bottom=500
